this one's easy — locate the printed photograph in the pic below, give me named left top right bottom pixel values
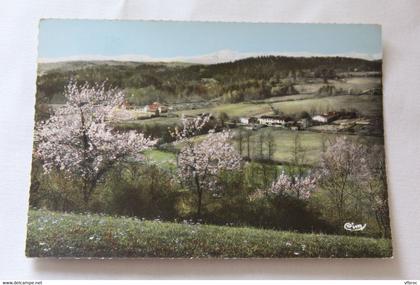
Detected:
left=26, top=20, right=392, bottom=258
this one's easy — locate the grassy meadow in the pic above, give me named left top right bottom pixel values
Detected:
left=144, top=128, right=383, bottom=167
left=26, top=209, right=392, bottom=258
left=176, top=94, right=382, bottom=118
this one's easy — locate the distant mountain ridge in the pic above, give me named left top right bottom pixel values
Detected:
left=38, top=55, right=381, bottom=75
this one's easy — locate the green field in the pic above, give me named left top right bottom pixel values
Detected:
left=144, top=128, right=383, bottom=167
left=26, top=209, right=392, bottom=258
left=176, top=94, right=382, bottom=118
left=295, top=77, right=381, bottom=94
left=114, top=94, right=382, bottom=132
left=238, top=128, right=383, bottom=165
left=115, top=116, right=180, bottom=129
left=144, top=149, right=177, bottom=170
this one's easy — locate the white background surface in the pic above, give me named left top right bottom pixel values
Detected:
left=0, top=0, right=419, bottom=280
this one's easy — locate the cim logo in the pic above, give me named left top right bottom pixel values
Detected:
left=344, top=222, right=367, bottom=232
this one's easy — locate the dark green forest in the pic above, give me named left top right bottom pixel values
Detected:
left=37, top=56, right=381, bottom=107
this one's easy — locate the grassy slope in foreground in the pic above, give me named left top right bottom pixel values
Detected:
left=26, top=209, right=392, bottom=258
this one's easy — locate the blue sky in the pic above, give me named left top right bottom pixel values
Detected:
left=38, top=20, right=381, bottom=62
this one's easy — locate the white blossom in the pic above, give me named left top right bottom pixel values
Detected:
left=173, top=115, right=242, bottom=218
left=178, top=129, right=242, bottom=192
left=318, top=136, right=369, bottom=181
left=35, top=81, right=156, bottom=203
left=170, top=114, right=211, bottom=141
left=268, top=171, right=317, bottom=200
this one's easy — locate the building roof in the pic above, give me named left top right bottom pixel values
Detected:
left=260, top=115, right=293, bottom=121
left=146, top=102, right=168, bottom=112
left=314, top=112, right=339, bottom=119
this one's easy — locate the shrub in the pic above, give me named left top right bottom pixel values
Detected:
left=101, top=163, right=182, bottom=220
left=29, top=160, right=85, bottom=212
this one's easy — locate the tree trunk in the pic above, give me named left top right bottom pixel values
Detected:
left=238, top=130, right=243, bottom=156
left=82, top=180, right=96, bottom=208
left=194, top=174, right=202, bottom=221
left=246, top=133, right=251, bottom=159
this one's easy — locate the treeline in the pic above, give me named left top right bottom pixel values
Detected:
left=197, top=56, right=381, bottom=82
left=36, top=56, right=382, bottom=106
left=29, top=160, right=334, bottom=235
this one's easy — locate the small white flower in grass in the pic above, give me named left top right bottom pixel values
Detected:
left=285, top=242, right=292, bottom=247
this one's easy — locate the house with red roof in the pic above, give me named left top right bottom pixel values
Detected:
left=143, top=102, right=168, bottom=114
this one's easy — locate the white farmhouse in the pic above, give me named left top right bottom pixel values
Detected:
left=312, top=112, right=339, bottom=123
left=312, top=115, right=329, bottom=123
left=258, top=115, right=287, bottom=126
left=239, top=117, right=258, bottom=125
left=239, top=117, right=250, bottom=124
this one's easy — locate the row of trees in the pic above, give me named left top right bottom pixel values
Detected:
left=234, top=128, right=277, bottom=161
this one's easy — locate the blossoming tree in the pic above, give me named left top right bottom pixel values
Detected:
left=318, top=136, right=370, bottom=226
left=363, top=145, right=391, bottom=237
left=172, top=115, right=242, bottom=219
left=249, top=171, right=317, bottom=202
left=35, top=81, right=156, bottom=206
left=269, top=172, right=317, bottom=200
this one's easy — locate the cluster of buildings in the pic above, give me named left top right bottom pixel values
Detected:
left=239, top=111, right=349, bottom=131
left=239, top=115, right=306, bottom=130
left=112, top=101, right=171, bottom=122
left=122, top=100, right=363, bottom=133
